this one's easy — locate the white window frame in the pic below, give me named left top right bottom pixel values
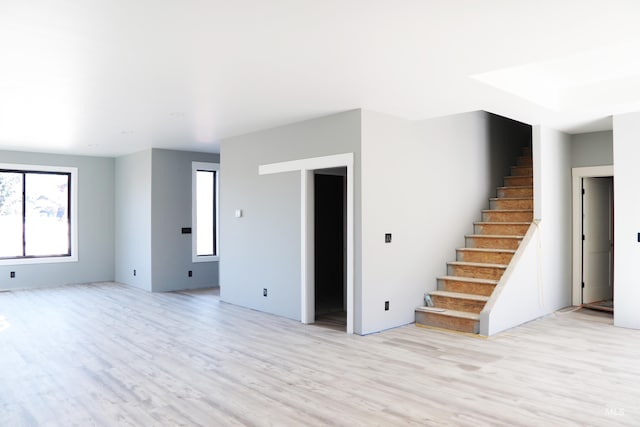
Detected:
left=0, top=163, right=78, bottom=266
left=192, top=162, right=219, bottom=262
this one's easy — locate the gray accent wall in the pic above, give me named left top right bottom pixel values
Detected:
left=151, top=149, right=219, bottom=292
left=115, top=148, right=220, bottom=292
left=0, top=150, right=115, bottom=290
left=571, top=130, right=613, bottom=167
left=220, top=110, right=362, bottom=326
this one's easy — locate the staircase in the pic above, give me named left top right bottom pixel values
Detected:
left=415, top=147, right=533, bottom=334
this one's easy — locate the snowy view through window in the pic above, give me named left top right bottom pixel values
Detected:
left=0, top=171, right=70, bottom=258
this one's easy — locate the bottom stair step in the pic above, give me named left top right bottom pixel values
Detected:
left=415, top=307, right=480, bottom=334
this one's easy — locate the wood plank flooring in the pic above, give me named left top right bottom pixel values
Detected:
left=1, top=282, right=639, bottom=426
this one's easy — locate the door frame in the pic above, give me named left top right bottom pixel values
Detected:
left=259, top=153, right=355, bottom=333
left=572, top=165, right=614, bottom=306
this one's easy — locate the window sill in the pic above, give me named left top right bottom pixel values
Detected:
left=0, top=255, right=78, bottom=266
left=192, top=255, right=219, bottom=263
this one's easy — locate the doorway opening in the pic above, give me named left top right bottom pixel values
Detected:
left=581, top=176, right=614, bottom=312
left=259, top=152, right=355, bottom=333
left=572, top=166, right=614, bottom=314
left=313, top=168, right=347, bottom=331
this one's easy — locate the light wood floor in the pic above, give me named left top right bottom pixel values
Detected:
left=1, top=283, right=638, bottom=426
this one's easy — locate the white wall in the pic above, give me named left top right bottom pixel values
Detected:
left=537, top=126, right=572, bottom=311
left=0, top=150, right=115, bottom=290
left=115, top=150, right=152, bottom=291
left=219, top=110, right=362, bottom=328
left=360, top=110, right=531, bottom=334
left=482, top=126, right=571, bottom=335
left=481, top=225, right=541, bottom=335
left=612, top=113, right=640, bottom=329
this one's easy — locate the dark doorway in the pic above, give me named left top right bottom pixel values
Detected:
left=314, top=169, right=346, bottom=330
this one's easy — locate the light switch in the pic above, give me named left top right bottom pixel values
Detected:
left=235, top=209, right=243, bottom=218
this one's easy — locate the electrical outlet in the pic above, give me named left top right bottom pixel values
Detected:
left=10, top=271, right=15, bottom=278
left=188, top=270, right=193, bottom=277
left=263, top=288, right=268, bottom=297
left=385, top=233, right=392, bottom=243
left=385, top=301, right=389, bottom=311
left=133, top=269, right=137, bottom=276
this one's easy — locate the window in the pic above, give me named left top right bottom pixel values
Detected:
left=0, top=164, right=78, bottom=265
left=192, top=162, right=219, bottom=262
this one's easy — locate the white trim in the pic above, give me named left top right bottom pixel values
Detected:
left=0, top=163, right=78, bottom=266
left=192, top=162, right=220, bottom=263
left=259, top=153, right=355, bottom=334
left=259, top=153, right=354, bottom=175
left=572, top=165, right=613, bottom=306
left=301, top=170, right=315, bottom=323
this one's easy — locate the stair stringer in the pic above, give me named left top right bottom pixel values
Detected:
left=479, top=220, right=552, bottom=336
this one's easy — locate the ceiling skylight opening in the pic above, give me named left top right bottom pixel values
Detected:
left=471, top=40, right=640, bottom=112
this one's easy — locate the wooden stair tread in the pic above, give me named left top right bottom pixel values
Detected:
left=504, top=175, right=533, bottom=178
left=489, top=197, right=532, bottom=201
left=465, top=234, right=524, bottom=239
left=483, top=209, right=532, bottom=213
left=438, top=275, right=499, bottom=285
left=474, top=221, right=531, bottom=225
left=497, top=186, right=532, bottom=190
left=447, top=261, right=507, bottom=268
left=415, top=307, right=480, bottom=320
left=430, top=290, right=489, bottom=302
left=456, top=248, right=516, bottom=254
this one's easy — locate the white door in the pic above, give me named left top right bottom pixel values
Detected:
left=582, top=177, right=613, bottom=304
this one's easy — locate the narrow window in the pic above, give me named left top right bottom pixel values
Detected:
left=192, top=162, right=219, bottom=262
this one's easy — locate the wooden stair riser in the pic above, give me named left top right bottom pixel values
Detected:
left=497, top=187, right=533, bottom=198
left=438, top=278, right=496, bottom=297
left=510, top=166, right=533, bottom=176
left=490, top=198, right=533, bottom=210
left=522, top=146, right=532, bottom=156
left=474, top=222, right=530, bottom=236
left=430, top=295, right=486, bottom=314
left=456, top=249, right=515, bottom=264
left=447, top=264, right=505, bottom=280
left=466, top=235, right=522, bottom=250
left=482, top=210, right=533, bottom=222
left=504, top=176, right=533, bottom=187
left=517, top=156, right=533, bottom=166
left=415, top=310, right=479, bottom=334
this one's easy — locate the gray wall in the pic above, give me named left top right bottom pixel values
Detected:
left=220, top=109, right=530, bottom=335
left=571, top=130, right=613, bottom=167
left=151, top=149, right=220, bottom=291
left=115, top=148, right=220, bottom=292
left=115, top=150, right=152, bottom=291
left=0, top=150, right=115, bottom=290
left=220, top=110, right=362, bottom=325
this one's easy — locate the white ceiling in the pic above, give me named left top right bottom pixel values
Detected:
left=2, top=0, right=640, bottom=157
